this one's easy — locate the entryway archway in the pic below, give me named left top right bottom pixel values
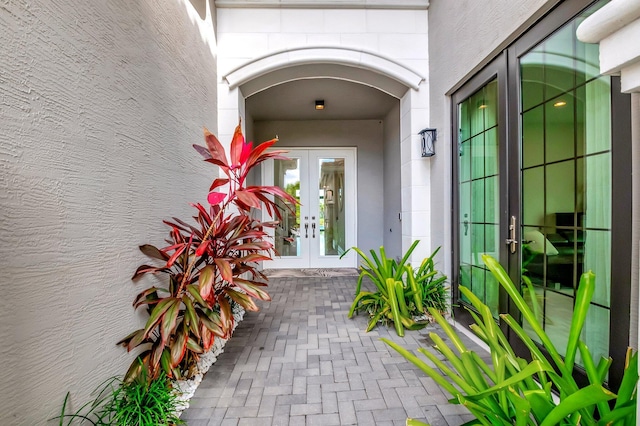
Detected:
left=217, top=46, right=434, bottom=267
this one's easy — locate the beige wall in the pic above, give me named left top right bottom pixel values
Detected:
left=0, top=1, right=217, bottom=423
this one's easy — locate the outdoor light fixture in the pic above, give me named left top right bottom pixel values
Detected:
left=315, top=100, right=325, bottom=110
left=419, top=128, right=437, bottom=157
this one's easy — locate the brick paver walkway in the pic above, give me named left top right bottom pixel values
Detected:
left=181, top=274, right=477, bottom=426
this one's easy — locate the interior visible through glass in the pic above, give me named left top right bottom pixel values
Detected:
left=519, top=2, right=611, bottom=363
left=458, top=78, right=500, bottom=317
left=319, top=157, right=345, bottom=256
left=273, top=158, right=301, bottom=257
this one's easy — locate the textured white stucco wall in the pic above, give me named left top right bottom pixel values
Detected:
left=216, top=6, right=432, bottom=259
left=0, top=1, right=217, bottom=424
left=426, top=0, right=556, bottom=277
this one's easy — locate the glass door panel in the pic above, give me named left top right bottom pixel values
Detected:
left=519, top=4, right=612, bottom=363
left=263, top=148, right=356, bottom=269
left=457, top=78, right=500, bottom=317
left=317, top=157, right=345, bottom=257
left=273, top=157, right=302, bottom=258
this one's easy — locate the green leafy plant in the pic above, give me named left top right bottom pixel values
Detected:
left=345, top=241, right=447, bottom=336
left=383, top=254, right=638, bottom=425
left=118, top=122, right=297, bottom=381
left=53, top=362, right=183, bottom=425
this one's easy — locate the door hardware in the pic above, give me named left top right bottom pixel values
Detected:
left=311, top=222, right=316, bottom=238
left=505, top=215, right=518, bottom=254
left=304, top=223, right=309, bottom=238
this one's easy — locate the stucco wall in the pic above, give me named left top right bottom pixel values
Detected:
left=253, top=120, right=384, bottom=256
left=0, top=1, right=217, bottom=424
left=383, top=103, right=403, bottom=259
left=427, top=0, right=557, bottom=275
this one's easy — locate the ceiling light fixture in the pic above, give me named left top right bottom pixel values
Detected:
left=315, top=100, right=325, bottom=110
left=554, top=100, right=567, bottom=107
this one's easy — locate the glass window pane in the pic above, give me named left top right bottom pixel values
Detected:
left=543, top=24, right=575, bottom=101
left=471, top=224, right=485, bottom=266
left=274, top=158, right=301, bottom=257
left=584, top=153, right=611, bottom=229
left=582, top=304, right=610, bottom=363
left=460, top=140, right=471, bottom=182
left=471, top=266, right=486, bottom=301
left=470, top=89, right=485, bottom=136
left=485, top=176, right=499, bottom=224
left=583, top=229, right=611, bottom=307
left=471, top=179, right=485, bottom=223
left=521, top=50, right=545, bottom=111
left=582, top=77, right=612, bottom=155
left=522, top=166, right=545, bottom=227
left=546, top=161, right=575, bottom=227
left=459, top=102, right=471, bottom=143
left=471, top=134, right=485, bottom=180
left=545, top=95, right=575, bottom=164
left=485, top=127, right=498, bottom=176
left=522, top=106, right=544, bottom=168
left=319, top=158, right=345, bottom=256
left=543, top=291, right=574, bottom=357
left=484, top=80, right=498, bottom=129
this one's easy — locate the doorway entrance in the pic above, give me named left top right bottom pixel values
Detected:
left=262, top=148, right=357, bottom=268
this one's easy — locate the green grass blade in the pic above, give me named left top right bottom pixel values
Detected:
left=578, top=340, right=611, bottom=418
left=565, top=271, right=595, bottom=372
left=386, top=278, right=404, bottom=337
left=382, top=338, right=461, bottom=396
left=539, top=384, right=615, bottom=426
left=427, top=307, right=468, bottom=354
left=614, top=348, right=638, bottom=410
left=482, top=255, right=566, bottom=373
left=395, top=280, right=410, bottom=317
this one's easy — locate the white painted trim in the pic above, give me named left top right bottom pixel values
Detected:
left=223, top=46, right=425, bottom=91
left=215, top=0, right=429, bottom=9
left=576, top=0, right=640, bottom=43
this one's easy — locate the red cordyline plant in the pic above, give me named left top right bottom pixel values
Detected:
left=118, top=122, right=297, bottom=381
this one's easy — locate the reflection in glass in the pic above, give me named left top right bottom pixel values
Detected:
left=319, top=158, right=345, bottom=256
left=519, top=1, right=612, bottom=368
left=457, top=78, right=500, bottom=318
left=273, top=158, right=301, bottom=257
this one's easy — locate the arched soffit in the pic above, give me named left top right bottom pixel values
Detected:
left=239, top=63, right=409, bottom=99
left=223, top=47, right=425, bottom=98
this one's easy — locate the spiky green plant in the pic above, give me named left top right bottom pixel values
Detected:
left=383, top=254, right=637, bottom=425
left=53, top=361, right=183, bottom=425
left=345, top=241, right=447, bottom=336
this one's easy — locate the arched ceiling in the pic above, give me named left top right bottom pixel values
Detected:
left=245, top=78, right=399, bottom=121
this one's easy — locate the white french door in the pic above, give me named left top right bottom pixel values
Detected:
left=262, top=148, right=357, bottom=268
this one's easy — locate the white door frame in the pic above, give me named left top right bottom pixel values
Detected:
left=262, top=147, right=357, bottom=269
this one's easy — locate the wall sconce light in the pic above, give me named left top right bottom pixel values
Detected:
left=418, top=128, right=437, bottom=157
left=315, top=100, right=325, bottom=110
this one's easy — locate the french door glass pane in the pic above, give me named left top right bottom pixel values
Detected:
left=318, top=158, right=345, bottom=256
left=273, top=158, right=301, bottom=257
left=519, top=2, right=612, bottom=365
left=458, top=77, right=500, bottom=318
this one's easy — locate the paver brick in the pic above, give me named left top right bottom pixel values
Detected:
left=182, top=274, right=476, bottom=426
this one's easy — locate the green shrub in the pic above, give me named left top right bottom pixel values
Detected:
left=54, top=363, right=184, bottom=426
left=383, top=254, right=637, bottom=425
left=345, top=241, right=447, bottom=336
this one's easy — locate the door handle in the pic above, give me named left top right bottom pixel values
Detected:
left=304, top=223, right=309, bottom=238
left=311, top=222, right=316, bottom=238
left=505, top=215, right=518, bottom=254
